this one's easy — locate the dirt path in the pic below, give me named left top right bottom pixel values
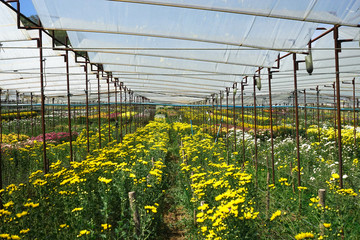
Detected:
left=159, top=148, right=188, bottom=240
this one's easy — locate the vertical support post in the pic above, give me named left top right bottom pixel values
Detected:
left=293, top=53, right=301, bottom=187
left=39, top=30, right=48, bottom=173
left=136, top=97, right=139, bottom=127
left=353, top=78, right=356, bottom=146
left=219, top=91, right=223, bottom=137
left=120, top=83, right=123, bottom=142
left=268, top=69, right=275, bottom=184
left=114, top=81, right=119, bottom=142
left=65, top=41, right=73, bottom=162
left=212, top=95, right=215, bottom=137
left=0, top=90, right=3, bottom=201
left=333, top=83, right=337, bottom=146
left=241, top=83, right=245, bottom=168
left=129, top=91, right=132, bottom=134
left=85, top=61, right=90, bottom=153
left=215, top=95, right=218, bottom=134
left=6, top=92, right=10, bottom=134
left=52, top=98, right=55, bottom=131
left=233, top=83, right=237, bottom=152
left=253, top=76, right=258, bottom=170
left=142, top=97, right=145, bottom=126
left=73, top=103, right=76, bottom=133
left=16, top=91, right=20, bottom=139
left=304, top=89, right=307, bottom=134
left=107, top=76, right=111, bottom=143
left=226, top=87, right=229, bottom=149
left=97, top=70, right=102, bottom=149
left=124, top=87, right=127, bottom=136
left=30, top=92, right=34, bottom=136
left=317, top=86, right=320, bottom=142
left=334, top=25, right=343, bottom=188
left=319, top=189, right=326, bottom=236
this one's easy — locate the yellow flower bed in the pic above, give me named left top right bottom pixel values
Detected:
left=179, top=127, right=257, bottom=239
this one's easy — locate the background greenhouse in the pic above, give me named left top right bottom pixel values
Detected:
left=0, top=0, right=360, bottom=239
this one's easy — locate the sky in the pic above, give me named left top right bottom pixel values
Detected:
left=10, top=0, right=37, bottom=17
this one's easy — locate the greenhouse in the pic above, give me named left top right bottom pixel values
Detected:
left=0, top=0, right=359, bottom=239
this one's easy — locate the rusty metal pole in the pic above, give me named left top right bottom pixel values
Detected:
left=215, top=95, right=218, bottom=134
left=65, top=41, right=73, bottom=162
left=52, top=98, right=55, bottom=131
left=253, top=76, right=258, bottom=170
left=134, top=96, right=137, bottom=131
left=142, top=97, right=145, bottom=126
left=107, top=76, right=111, bottom=143
left=97, top=70, right=102, bottom=149
left=124, top=87, right=127, bottom=136
left=39, top=30, right=48, bottom=173
left=293, top=53, right=301, bottom=187
left=30, top=92, right=34, bottom=136
left=317, top=86, right=320, bottom=143
left=114, top=81, right=119, bottom=142
left=226, top=88, right=230, bottom=149
left=73, top=103, right=76, bottom=133
left=268, top=69, right=275, bottom=184
left=129, top=91, right=132, bottom=134
left=0, top=90, right=3, bottom=198
left=16, top=91, right=20, bottom=139
left=353, top=78, right=356, bottom=146
left=136, top=96, right=139, bottom=130
left=219, top=90, right=223, bottom=136
left=332, top=83, right=337, bottom=146
left=241, top=83, right=245, bottom=167
left=130, top=91, right=133, bottom=134
left=84, top=62, right=90, bottom=153
left=334, top=26, right=343, bottom=188
left=212, top=95, right=215, bottom=137
left=120, top=83, right=123, bottom=142
left=304, top=89, right=307, bottom=135
left=233, top=83, right=237, bottom=152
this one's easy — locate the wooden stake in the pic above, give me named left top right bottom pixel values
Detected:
left=128, top=191, right=141, bottom=236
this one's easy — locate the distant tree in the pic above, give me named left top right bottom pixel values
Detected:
left=29, top=15, right=40, bottom=24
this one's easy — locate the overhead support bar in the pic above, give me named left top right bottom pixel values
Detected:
left=109, top=0, right=360, bottom=27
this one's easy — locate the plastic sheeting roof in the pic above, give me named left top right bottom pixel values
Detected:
left=0, top=0, right=359, bottom=104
